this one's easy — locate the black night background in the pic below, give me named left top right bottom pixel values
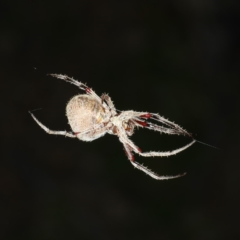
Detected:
left=1, top=1, right=240, bottom=239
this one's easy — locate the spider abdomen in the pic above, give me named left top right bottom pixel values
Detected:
left=66, top=94, right=108, bottom=141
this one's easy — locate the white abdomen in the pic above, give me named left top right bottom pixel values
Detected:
left=66, top=95, right=109, bottom=141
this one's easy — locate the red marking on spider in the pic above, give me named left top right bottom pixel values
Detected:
left=137, top=147, right=142, bottom=153
left=135, top=120, right=147, bottom=127
left=86, top=88, right=92, bottom=94
left=140, top=113, right=152, bottom=119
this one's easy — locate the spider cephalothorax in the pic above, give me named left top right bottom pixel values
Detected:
left=30, top=74, right=196, bottom=180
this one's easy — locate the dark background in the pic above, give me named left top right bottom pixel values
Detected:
left=1, top=1, right=240, bottom=239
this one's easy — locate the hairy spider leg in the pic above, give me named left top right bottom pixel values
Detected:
left=29, top=111, right=77, bottom=138
left=138, top=112, right=192, bottom=137
left=122, top=142, right=186, bottom=180
left=49, top=74, right=101, bottom=103
left=120, top=124, right=196, bottom=158
left=49, top=74, right=117, bottom=117
left=101, top=93, right=117, bottom=116
left=131, top=160, right=186, bottom=180
left=150, top=113, right=192, bottom=137
left=134, top=119, right=185, bottom=135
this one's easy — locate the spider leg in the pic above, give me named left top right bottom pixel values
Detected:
left=120, top=126, right=196, bottom=157
left=49, top=74, right=103, bottom=103
left=151, top=113, right=192, bottom=137
left=126, top=111, right=191, bottom=137
left=137, top=140, right=196, bottom=157
left=29, top=112, right=76, bottom=138
left=74, top=122, right=112, bottom=141
left=130, top=161, right=186, bottom=180
left=118, top=111, right=192, bottom=137
left=138, top=112, right=192, bottom=137
left=132, top=113, right=197, bottom=156
left=101, top=93, right=117, bottom=115
left=116, top=126, right=193, bottom=179
left=123, top=142, right=186, bottom=180
left=135, top=120, right=185, bottom=135
left=117, top=111, right=196, bottom=157
left=123, top=143, right=135, bottom=161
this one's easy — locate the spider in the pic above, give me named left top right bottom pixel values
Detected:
left=30, top=74, right=196, bottom=180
